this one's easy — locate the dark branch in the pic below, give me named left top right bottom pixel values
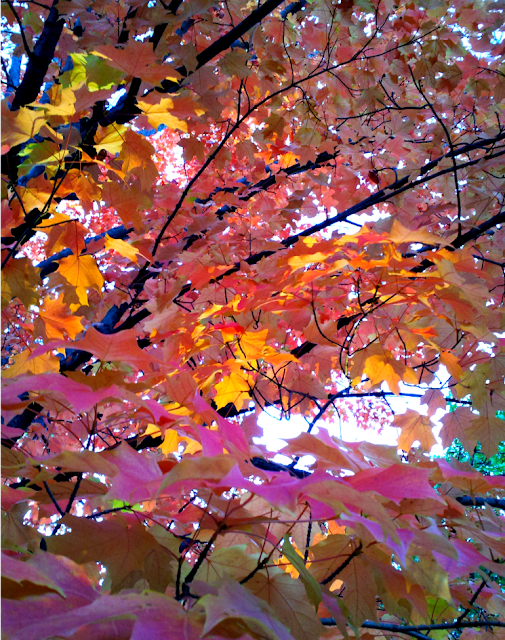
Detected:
left=191, top=0, right=286, bottom=75
left=37, top=226, right=133, bottom=278
left=457, top=496, right=505, bottom=510
left=320, top=541, right=362, bottom=585
left=10, top=0, right=64, bottom=110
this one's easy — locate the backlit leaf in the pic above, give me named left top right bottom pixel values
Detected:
left=58, top=254, right=104, bottom=306
left=393, top=410, right=436, bottom=452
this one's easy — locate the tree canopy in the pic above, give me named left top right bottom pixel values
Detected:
left=2, top=0, right=505, bottom=638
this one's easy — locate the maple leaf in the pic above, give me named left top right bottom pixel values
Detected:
left=238, top=329, right=269, bottom=359
left=439, top=407, right=475, bottom=448
left=1, top=552, right=66, bottom=599
left=363, top=353, right=417, bottom=395
left=200, top=577, right=294, bottom=640
left=179, top=136, right=206, bottom=162
left=282, top=535, right=322, bottom=609
left=3, top=3, right=505, bottom=638
left=36, top=293, right=85, bottom=340
left=246, top=567, right=325, bottom=640
left=2, top=347, right=61, bottom=378
left=421, top=388, right=447, bottom=417
left=214, top=371, right=253, bottom=410
left=440, top=350, right=463, bottom=381
left=4, top=581, right=203, bottom=640
left=18, top=140, right=66, bottom=178
left=1, top=103, right=45, bottom=151
left=262, top=113, right=287, bottom=140
left=34, top=85, right=76, bottom=117
left=465, top=410, right=505, bottom=457
left=137, top=97, right=188, bottom=132
left=388, top=219, right=451, bottom=247
left=100, top=180, right=152, bottom=230
left=308, top=534, right=354, bottom=584
left=2, top=256, right=40, bottom=309
left=144, top=424, right=202, bottom=455
left=66, top=52, right=118, bottom=90
left=393, top=409, right=437, bottom=452
left=94, top=123, right=127, bottom=155
left=119, top=130, right=158, bottom=192
left=93, top=41, right=159, bottom=80
left=280, top=431, right=360, bottom=473
left=47, top=326, right=162, bottom=369
left=340, top=555, right=378, bottom=627
left=46, top=514, right=167, bottom=592
left=180, top=544, right=257, bottom=585
left=218, top=49, right=252, bottom=78
left=104, top=234, right=140, bottom=264
left=58, top=254, right=104, bottom=306
left=58, top=170, right=101, bottom=215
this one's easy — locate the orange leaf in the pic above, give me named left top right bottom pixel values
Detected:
left=393, top=409, right=436, bottom=452
left=38, top=294, right=85, bottom=340
left=440, top=351, right=463, bottom=381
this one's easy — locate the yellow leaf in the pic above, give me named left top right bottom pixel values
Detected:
left=58, top=255, right=104, bottom=306
left=58, top=170, right=101, bottom=215
left=163, top=430, right=202, bottom=456
left=260, top=350, right=299, bottom=366
left=105, top=234, right=140, bottom=264
left=94, top=123, right=127, bottom=155
left=119, top=130, right=158, bottom=191
left=38, top=293, right=85, bottom=340
left=287, top=251, right=330, bottom=270
left=145, top=425, right=201, bottom=456
left=282, top=535, right=322, bottom=608
left=3, top=347, right=60, bottom=378
left=0, top=272, right=12, bottom=311
left=363, top=354, right=402, bottom=395
left=137, top=98, right=188, bottom=132
left=35, top=85, right=76, bottom=117
left=11, top=175, right=54, bottom=217
left=214, top=371, right=253, bottom=410
left=1, top=103, right=45, bottom=151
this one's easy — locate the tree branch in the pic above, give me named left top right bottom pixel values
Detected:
left=457, top=496, right=505, bottom=509
left=320, top=541, right=362, bottom=586
left=319, top=619, right=505, bottom=638
left=37, top=226, right=133, bottom=278
left=3, top=0, right=33, bottom=57
left=192, top=0, right=286, bottom=74
left=10, top=0, right=64, bottom=111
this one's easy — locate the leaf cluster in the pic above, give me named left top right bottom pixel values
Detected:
left=2, top=0, right=505, bottom=638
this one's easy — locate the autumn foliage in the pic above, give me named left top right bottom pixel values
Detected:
left=2, top=0, right=505, bottom=638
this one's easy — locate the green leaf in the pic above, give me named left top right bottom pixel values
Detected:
left=282, top=535, right=322, bottom=609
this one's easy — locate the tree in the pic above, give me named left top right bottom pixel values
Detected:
left=2, top=0, right=505, bottom=637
